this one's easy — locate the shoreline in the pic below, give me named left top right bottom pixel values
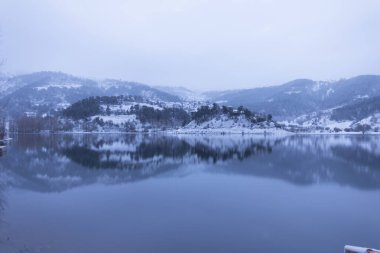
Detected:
left=6, top=129, right=380, bottom=136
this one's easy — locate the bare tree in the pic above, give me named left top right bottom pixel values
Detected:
left=0, top=31, right=6, bottom=137
left=0, top=30, right=3, bottom=68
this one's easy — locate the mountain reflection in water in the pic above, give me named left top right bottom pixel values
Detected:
left=0, top=134, right=379, bottom=192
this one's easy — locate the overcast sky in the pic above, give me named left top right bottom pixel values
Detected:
left=0, top=0, right=380, bottom=90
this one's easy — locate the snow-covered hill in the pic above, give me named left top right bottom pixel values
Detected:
left=58, top=95, right=191, bottom=132
left=0, top=72, right=181, bottom=117
left=2, top=72, right=380, bottom=134
left=21, top=96, right=284, bottom=134
left=205, top=75, right=380, bottom=119
left=177, top=115, right=285, bottom=135
left=0, top=74, right=27, bottom=99
left=282, top=108, right=380, bottom=133
left=174, top=104, right=286, bottom=135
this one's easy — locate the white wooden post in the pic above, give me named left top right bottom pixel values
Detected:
left=345, top=245, right=380, bottom=253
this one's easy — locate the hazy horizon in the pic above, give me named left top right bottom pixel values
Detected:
left=1, top=0, right=380, bottom=90
left=2, top=70, right=380, bottom=93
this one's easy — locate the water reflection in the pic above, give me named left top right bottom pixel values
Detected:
left=0, top=139, right=6, bottom=157
left=61, top=135, right=273, bottom=169
left=0, top=134, right=379, bottom=191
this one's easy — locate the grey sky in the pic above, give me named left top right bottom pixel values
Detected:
left=0, top=0, right=380, bottom=90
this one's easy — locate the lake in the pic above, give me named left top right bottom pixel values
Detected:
left=0, top=134, right=379, bottom=253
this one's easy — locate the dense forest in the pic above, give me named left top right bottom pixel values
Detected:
left=191, top=103, right=271, bottom=124
left=331, top=96, right=380, bottom=121
left=62, top=95, right=190, bottom=129
left=62, top=95, right=146, bottom=119
left=129, top=104, right=190, bottom=127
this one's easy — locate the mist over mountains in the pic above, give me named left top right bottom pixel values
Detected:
left=0, top=72, right=180, bottom=117
left=0, top=71, right=379, bottom=132
left=205, top=75, right=380, bottom=119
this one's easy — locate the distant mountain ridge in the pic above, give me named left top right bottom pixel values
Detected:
left=1, top=71, right=379, bottom=132
left=0, top=71, right=181, bottom=117
left=204, top=75, right=380, bottom=119
left=155, top=86, right=207, bottom=101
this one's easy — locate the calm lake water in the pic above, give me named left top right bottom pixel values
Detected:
left=0, top=134, right=379, bottom=253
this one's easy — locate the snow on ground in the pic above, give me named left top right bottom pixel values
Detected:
left=171, top=127, right=291, bottom=135
left=325, top=88, right=334, bottom=97
left=172, top=115, right=292, bottom=135
left=283, top=109, right=352, bottom=130
left=0, top=80, right=14, bottom=93
left=92, top=115, right=138, bottom=125
left=356, top=113, right=380, bottom=127
left=185, top=115, right=254, bottom=129
left=141, top=90, right=158, bottom=100
left=101, top=102, right=163, bottom=113
left=355, top=94, right=369, bottom=99
left=164, top=101, right=208, bottom=113
left=102, top=104, right=133, bottom=112
left=155, top=86, right=207, bottom=101
left=56, top=102, right=71, bottom=109
left=34, top=83, right=82, bottom=91
left=284, top=109, right=380, bottom=134
left=322, top=119, right=352, bottom=129
left=98, top=80, right=132, bottom=90
left=311, top=81, right=330, bottom=92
